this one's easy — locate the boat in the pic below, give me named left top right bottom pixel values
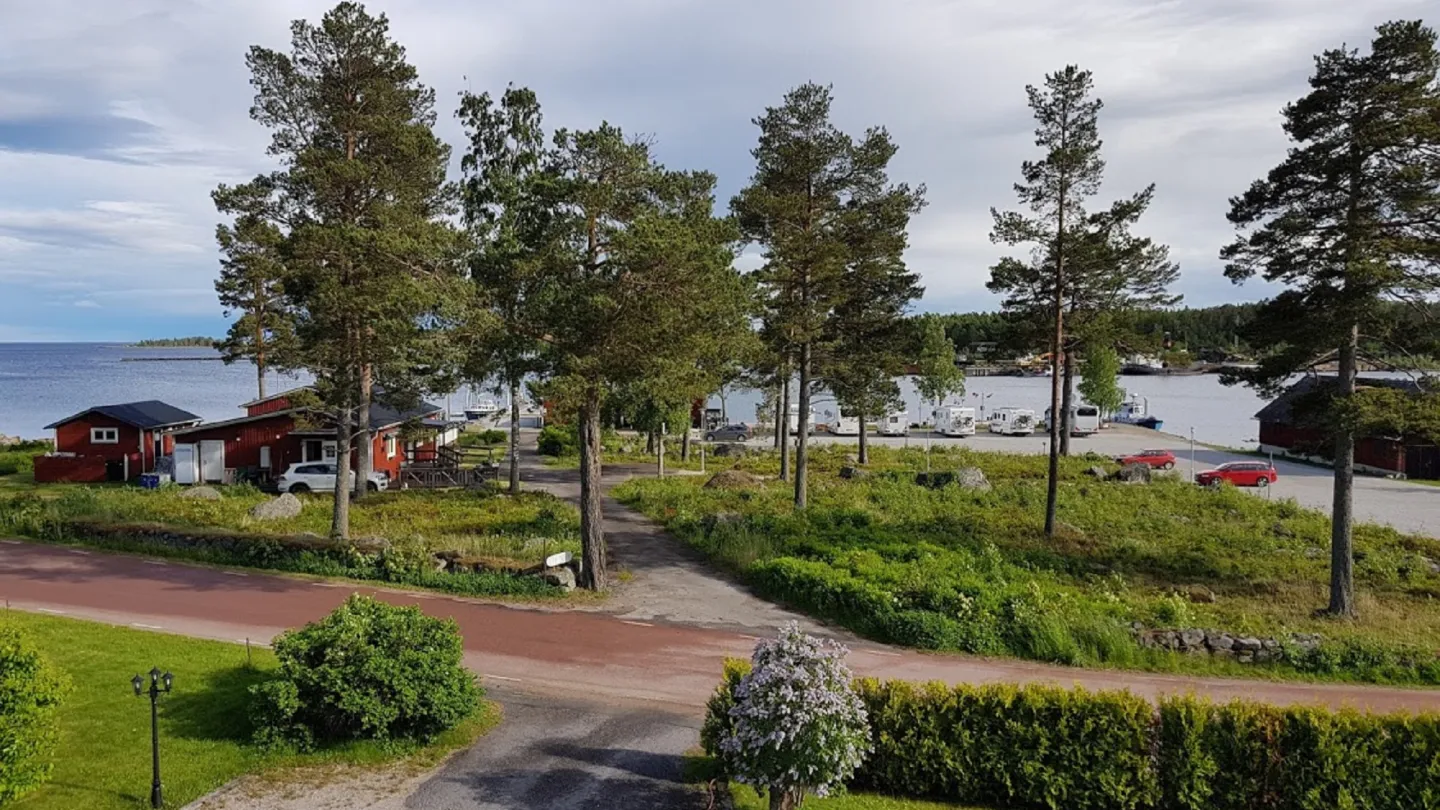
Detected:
left=1112, top=394, right=1163, bottom=431
left=1121, top=354, right=1165, bottom=375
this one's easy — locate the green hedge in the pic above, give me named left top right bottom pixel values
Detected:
left=705, top=661, right=1440, bottom=810
left=0, top=623, right=68, bottom=803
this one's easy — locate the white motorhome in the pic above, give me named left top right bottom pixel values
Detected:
left=989, top=407, right=1037, bottom=436
left=822, top=408, right=862, bottom=436
left=932, top=406, right=977, bottom=437
left=786, top=403, right=817, bottom=436
left=879, top=410, right=910, bottom=437
left=1044, top=405, right=1102, bottom=437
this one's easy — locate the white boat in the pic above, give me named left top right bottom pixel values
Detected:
left=1112, top=394, right=1164, bottom=430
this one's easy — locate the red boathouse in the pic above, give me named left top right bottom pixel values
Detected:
left=34, top=400, right=202, bottom=483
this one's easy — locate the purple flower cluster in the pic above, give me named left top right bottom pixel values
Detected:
left=718, top=622, right=871, bottom=802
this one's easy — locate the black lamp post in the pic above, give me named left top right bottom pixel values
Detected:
left=132, top=667, right=173, bottom=809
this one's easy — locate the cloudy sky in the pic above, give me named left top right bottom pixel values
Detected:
left=0, top=0, right=1427, bottom=341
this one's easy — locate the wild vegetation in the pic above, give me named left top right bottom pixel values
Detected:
left=617, top=445, right=1440, bottom=684
left=0, top=440, right=48, bottom=478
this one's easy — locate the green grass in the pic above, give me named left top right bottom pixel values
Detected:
left=5, top=611, right=495, bottom=810
left=730, top=789, right=981, bottom=810
left=616, top=443, right=1440, bottom=685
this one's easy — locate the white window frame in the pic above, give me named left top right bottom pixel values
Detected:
left=385, top=434, right=397, bottom=459
left=90, top=427, right=119, bottom=444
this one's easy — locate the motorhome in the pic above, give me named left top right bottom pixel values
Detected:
left=879, top=410, right=910, bottom=437
left=786, top=403, right=817, bottom=436
left=932, top=406, right=977, bottom=437
left=989, top=407, right=1037, bottom=436
left=1044, top=405, right=1102, bottom=437
left=822, top=408, right=862, bottom=436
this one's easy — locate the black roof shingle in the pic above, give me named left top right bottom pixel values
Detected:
left=45, top=400, right=202, bottom=431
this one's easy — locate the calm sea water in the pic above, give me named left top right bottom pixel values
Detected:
left=0, top=343, right=1274, bottom=448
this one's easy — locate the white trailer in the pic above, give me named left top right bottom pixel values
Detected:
left=933, top=406, right=977, bottom=437
left=878, top=410, right=910, bottom=437
left=822, top=408, right=861, bottom=436
left=989, top=407, right=1037, bottom=436
left=787, top=403, right=817, bottom=436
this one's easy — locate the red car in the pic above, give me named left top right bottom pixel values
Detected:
left=1196, top=461, right=1278, bottom=488
left=1115, top=449, right=1176, bottom=470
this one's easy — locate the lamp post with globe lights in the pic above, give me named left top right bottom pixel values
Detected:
left=132, top=668, right=173, bottom=808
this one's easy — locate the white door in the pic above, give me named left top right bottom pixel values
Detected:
left=173, top=444, right=198, bottom=485
left=199, top=440, right=225, bottom=483
left=259, top=446, right=272, bottom=470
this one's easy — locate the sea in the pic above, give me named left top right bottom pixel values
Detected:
left=0, top=343, right=1280, bottom=448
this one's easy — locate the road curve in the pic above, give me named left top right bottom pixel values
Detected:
left=1, top=541, right=1437, bottom=715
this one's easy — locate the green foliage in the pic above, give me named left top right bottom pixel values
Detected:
left=0, top=623, right=68, bottom=804
left=537, top=425, right=578, bottom=457
left=0, top=442, right=49, bottom=478
left=1078, top=345, right=1124, bottom=414
left=251, top=595, right=481, bottom=749
left=131, top=337, right=216, bottom=348
left=911, top=314, right=966, bottom=406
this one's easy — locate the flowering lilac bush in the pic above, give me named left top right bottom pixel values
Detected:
left=717, top=622, right=871, bottom=810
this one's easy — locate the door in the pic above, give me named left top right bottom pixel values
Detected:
left=172, top=444, right=198, bottom=485
left=199, top=440, right=225, bottom=483
left=303, top=439, right=322, bottom=463
left=259, top=446, right=272, bottom=471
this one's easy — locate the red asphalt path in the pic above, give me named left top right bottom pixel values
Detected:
left=2, top=540, right=1438, bottom=715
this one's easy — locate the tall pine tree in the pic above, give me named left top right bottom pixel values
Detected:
left=1223, top=20, right=1440, bottom=617
left=212, top=178, right=296, bottom=400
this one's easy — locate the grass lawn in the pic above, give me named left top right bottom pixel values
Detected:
left=5, top=611, right=495, bottom=810
left=730, top=789, right=979, bottom=810
left=616, top=443, right=1440, bottom=685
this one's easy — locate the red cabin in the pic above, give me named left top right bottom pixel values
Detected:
left=34, top=400, right=201, bottom=483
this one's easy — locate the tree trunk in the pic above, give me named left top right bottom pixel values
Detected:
left=508, top=378, right=521, bottom=494
left=646, top=430, right=655, bottom=455
left=779, top=372, right=792, bottom=482
left=858, top=405, right=869, bottom=465
left=773, top=385, right=783, bottom=450
left=795, top=344, right=812, bottom=509
left=354, top=365, right=372, bottom=501
left=657, top=430, right=665, bottom=478
left=1060, top=350, right=1076, bottom=456
left=1328, top=323, right=1359, bottom=617
left=681, top=429, right=691, bottom=462
left=769, top=786, right=801, bottom=810
left=330, top=405, right=353, bottom=541
left=1044, top=275, right=1064, bottom=538
left=578, top=386, right=607, bottom=590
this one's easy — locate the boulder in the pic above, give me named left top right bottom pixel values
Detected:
left=955, top=467, right=991, bottom=492
left=1208, top=634, right=1235, bottom=651
left=711, top=443, right=749, bottom=459
left=1235, top=636, right=1263, bottom=652
left=1085, top=466, right=1109, bottom=480
left=1237, top=652, right=1255, bottom=664
left=703, top=470, right=763, bottom=490
left=1180, top=628, right=1206, bottom=649
left=542, top=566, right=577, bottom=592
left=839, top=466, right=869, bottom=480
left=249, top=493, right=303, bottom=521
left=1184, top=584, right=1217, bottom=604
left=180, top=486, right=222, bottom=501
left=1114, top=463, right=1152, bottom=484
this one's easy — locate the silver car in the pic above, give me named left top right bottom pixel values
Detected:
left=704, top=424, right=751, bottom=442
left=275, top=462, right=389, bottom=494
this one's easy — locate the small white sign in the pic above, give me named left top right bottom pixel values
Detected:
left=544, top=551, right=573, bottom=569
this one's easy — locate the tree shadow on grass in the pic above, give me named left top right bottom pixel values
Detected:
left=162, top=664, right=271, bottom=744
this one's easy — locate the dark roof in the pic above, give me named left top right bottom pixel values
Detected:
left=370, top=399, right=443, bottom=429
left=1254, top=376, right=1424, bottom=425
left=239, top=385, right=314, bottom=410
left=45, top=400, right=202, bottom=431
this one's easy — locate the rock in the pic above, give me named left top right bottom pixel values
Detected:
left=432, top=555, right=450, bottom=573
left=703, top=470, right=763, bottom=490
left=180, top=486, right=222, bottom=500
left=955, top=467, right=991, bottom=492
left=1254, top=650, right=1274, bottom=664
left=1289, top=633, right=1323, bottom=651
left=1158, top=630, right=1179, bottom=649
left=249, top=493, right=303, bottom=521
left=352, top=536, right=391, bottom=554
left=1184, top=584, right=1217, bottom=604
left=839, top=466, right=869, bottom=480
left=1235, top=636, right=1263, bottom=652
left=1261, top=638, right=1280, bottom=652
left=542, top=566, right=577, bottom=592
left=702, top=512, right=744, bottom=532
left=1422, top=555, right=1440, bottom=575
left=711, top=443, right=748, bottom=459
left=1114, top=463, right=1152, bottom=484
left=1208, top=634, right=1235, bottom=651
left=1180, top=628, right=1206, bottom=649
left=1237, top=652, right=1255, bottom=664
left=1085, top=466, right=1109, bottom=480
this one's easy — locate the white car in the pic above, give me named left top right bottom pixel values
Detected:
left=275, top=462, right=389, bottom=494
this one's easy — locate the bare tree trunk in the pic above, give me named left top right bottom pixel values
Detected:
left=354, top=366, right=372, bottom=500
left=330, top=405, right=353, bottom=541
left=508, top=377, right=521, bottom=494
left=646, top=430, right=655, bottom=455
left=1328, top=324, right=1358, bottom=617
left=1060, top=349, right=1076, bottom=456
left=681, top=429, right=691, bottom=462
left=769, top=786, right=801, bottom=810
left=773, top=386, right=783, bottom=450
left=1044, top=263, right=1065, bottom=538
left=857, top=405, right=869, bottom=465
left=578, top=386, right=607, bottom=590
left=795, top=343, right=812, bottom=509
left=780, top=370, right=792, bottom=481
left=657, top=429, right=666, bottom=478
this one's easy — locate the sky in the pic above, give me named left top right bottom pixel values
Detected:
left=0, top=0, right=1429, bottom=342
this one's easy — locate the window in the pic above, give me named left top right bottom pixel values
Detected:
left=90, top=427, right=119, bottom=444
left=385, top=434, right=397, bottom=459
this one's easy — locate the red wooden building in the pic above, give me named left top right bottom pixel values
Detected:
left=34, top=400, right=202, bottom=483
left=1255, top=376, right=1440, bottom=479
left=167, top=388, right=445, bottom=485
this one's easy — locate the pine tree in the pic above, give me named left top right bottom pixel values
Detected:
left=1222, top=20, right=1440, bottom=618
left=991, top=65, right=1105, bottom=537
left=224, top=2, right=461, bottom=537
left=911, top=314, right=966, bottom=414
left=213, top=179, right=296, bottom=401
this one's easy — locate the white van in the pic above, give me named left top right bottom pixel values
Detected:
left=879, top=410, right=910, bottom=437
left=933, top=406, right=977, bottom=437
left=989, top=407, right=1037, bottom=436
left=787, top=403, right=817, bottom=436
left=1044, top=405, right=1102, bottom=437
left=823, top=408, right=862, bottom=436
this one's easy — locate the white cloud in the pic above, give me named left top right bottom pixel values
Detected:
left=73, top=299, right=100, bottom=308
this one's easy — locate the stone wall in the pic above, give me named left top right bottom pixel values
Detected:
left=1134, top=623, right=1322, bottom=664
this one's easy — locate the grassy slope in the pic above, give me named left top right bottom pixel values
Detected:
left=616, top=444, right=1440, bottom=684
left=7, top=611, right=493, bottom=810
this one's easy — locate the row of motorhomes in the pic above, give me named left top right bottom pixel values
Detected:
left=802, top=404, right=1102, bottom=438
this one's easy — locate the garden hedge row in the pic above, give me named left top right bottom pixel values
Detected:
left=705, top=661, right=1440, bottom=810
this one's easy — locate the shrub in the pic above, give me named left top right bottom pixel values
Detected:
left=0, top=624, right=68, bottom=803
left=714, top=624, right=870, bottom=810
left=537, top=425, right=578, bottom=457
left=250, top=595, right=481, bottom=749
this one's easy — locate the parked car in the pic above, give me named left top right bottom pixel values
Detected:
left=1195, top=461, right=1278, bottom=488
left=1115, top=448, right=1177, bottom=469
left=704, top=424, right=751, bottom=442
left=275, top=462, right=389, bottom=494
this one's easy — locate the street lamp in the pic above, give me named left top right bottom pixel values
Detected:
left=132, top=667, right=173, bottom=809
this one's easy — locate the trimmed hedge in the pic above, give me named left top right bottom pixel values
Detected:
left=704, top=660, right=1440, bottom=810
left=0, top=623, right=68, bottom=803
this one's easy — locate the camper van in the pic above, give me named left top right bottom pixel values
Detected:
left=879, top=410, right=910, bottom=437
left=932, top=406, right=977, bottom=437
left=1044, top=405, right=1102, bottom=437
left=786, top=403, right=817, bottom=436
left=822, top=408, right=862, bottom=436
left=989, top=407, right=1037, bottom=436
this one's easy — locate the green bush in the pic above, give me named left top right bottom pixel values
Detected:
left=537, top=425, right=578, bottom=457
left=0, top=623, right=68, bottom=803
left=250, top=595, right=481, bottom=749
